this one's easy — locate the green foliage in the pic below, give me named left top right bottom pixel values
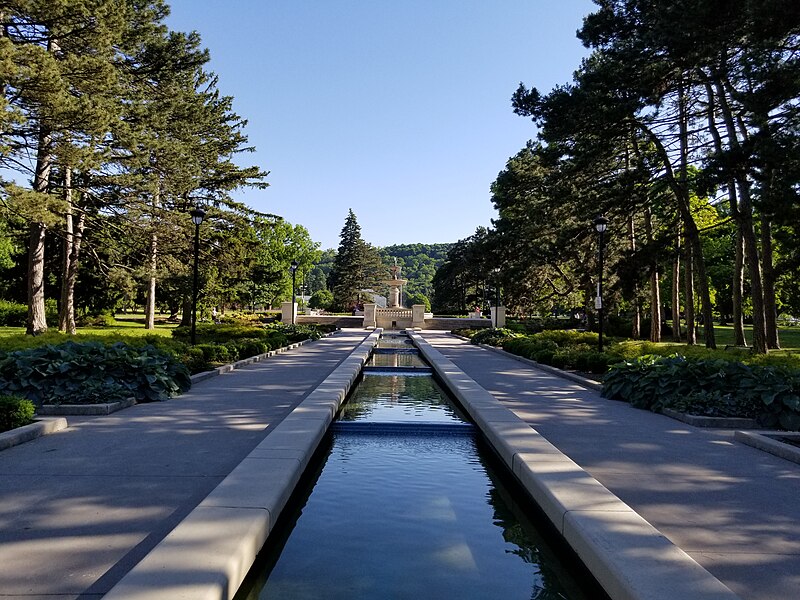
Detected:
left=0, top=395, right=35, bottom=432
left=0, top=301, right=27, bottom=327
left=379, top=244, right=451, bottom=300
left=602, top=356, right=800, bottom=430
left=500, top=330, right=622, bottom=374
left=170, top=321, right=332, bottom=373
left=404, top=291, right=431, bottom=311
left=0, top=300, right=58, bottom=327
left=470, top=328, right=519, bottom=347
left=329, top=210, right=382, bottom=311
left=309, top=289, right=333, bottom=310
left=0, top=341, right=191, bottom=406
left=76, top=311, right=117, bottom=328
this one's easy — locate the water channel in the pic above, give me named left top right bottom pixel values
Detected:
left=234, top=334, right=606, bottom=599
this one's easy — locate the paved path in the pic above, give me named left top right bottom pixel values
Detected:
left=421, top=331, right=800, bottom=600
left=0, top=330, right=371, bottom=600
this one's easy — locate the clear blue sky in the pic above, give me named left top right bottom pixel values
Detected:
left=165, top=1, right=594, bottom=250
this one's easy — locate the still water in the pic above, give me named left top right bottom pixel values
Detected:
left=234, top=362, right=602, bottom=599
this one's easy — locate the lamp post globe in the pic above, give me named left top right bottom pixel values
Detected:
left=190, top=205, right=206, bottom=345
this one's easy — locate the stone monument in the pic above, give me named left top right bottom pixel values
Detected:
left=382, top=259, right=407, bottom=308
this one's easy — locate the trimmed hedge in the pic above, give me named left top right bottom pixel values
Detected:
left=602, top=355, right=800, bottom=430
left=0, top=395, right=35, bottom=432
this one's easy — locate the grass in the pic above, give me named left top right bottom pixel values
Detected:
left=0, top=313, right=177, bottom=340
left=712, top=325, right=800, bottom=351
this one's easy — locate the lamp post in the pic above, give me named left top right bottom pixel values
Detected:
left=493, top=267, right=501, bottom=328
left=290, top=259, right=298, bottom=325
left=593, top=214, right=609, bottom=352
left=189, top=204, right=206, bottom=345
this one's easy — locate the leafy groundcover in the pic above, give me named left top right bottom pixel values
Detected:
left=0, top=395, right=35, bottom=432
left=0, top=341, right=191, bottom=407
left=602, top=355, right=800, bottom=430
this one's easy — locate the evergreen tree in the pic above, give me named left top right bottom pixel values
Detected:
left=329, top=209, right=381, bottom=311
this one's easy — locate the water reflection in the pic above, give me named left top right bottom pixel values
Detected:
left=235, top=432, right=589, bottom=600
left=338, top=374, right=465, bottom=423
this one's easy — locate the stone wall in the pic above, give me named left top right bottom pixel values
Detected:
left=293, top=315, right=492, bottom=331
left=295, top=315, right=365, bottom=328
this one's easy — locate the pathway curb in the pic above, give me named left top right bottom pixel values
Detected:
left=0, top=417, right=68, bottom=451
left=410, top=332, right=739, bottom=600
left=103, top=329, right=381, bottom=600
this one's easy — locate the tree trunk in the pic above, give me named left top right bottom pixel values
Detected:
left=643, top=207, right=660, bottom=342
left=26, top=127, right=52, bottom=336
left=628, top=216, right=641, bottom=339
left=145, top=189, right=160, bottom=329
left=712, top=74, right=767, bottom=353
left=702, top=71, right=748, bottom=349
left=683, top=227, right=696, bottom=345
left=672, top=225, right=682, bottom=341
left=678, top=81, right=715, bottom=348
left=58, top=167, right=84, bottom=334
left=145, top=231, right=157, bottom=329
left=733, top=226, right=747, bottom=346
left=26, top=223, right=48, bottom=335
left=180, top=297, right=192, bottom=327
left=761, top=217, right=780, bottom=349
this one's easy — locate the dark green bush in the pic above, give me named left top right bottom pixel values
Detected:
left=452, top=328, right=483, bottom=339
left=0, top=395, right=35, bottom=432
left=470, top=328, right=518, bottom=347
left=602, top=355, right=800, bottom=430
left=169, top=322, right=330, bottom=373
left=499, top=330, right=620, bottom=374
left=76, top=311, right=116, bottom=327
left=0, top=341, right=191, bottom=406
left=0, top=300, right=27, bottom=327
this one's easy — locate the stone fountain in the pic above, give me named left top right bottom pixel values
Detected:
left=382, top=260, right=407, bottom=308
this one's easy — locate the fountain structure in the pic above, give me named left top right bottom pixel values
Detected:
left=383, top=260, right=407, bottom=308
left=363, top=260, right=423, bottom=329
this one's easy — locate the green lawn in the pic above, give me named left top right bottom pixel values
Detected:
left=709, top=326, right=800, bottom=351
left=0, top=314, right=177, bottom=349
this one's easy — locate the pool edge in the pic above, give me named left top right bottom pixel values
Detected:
left=103, top=329, right=382, bottom=600
left=409, top=331, right=740, bottom=600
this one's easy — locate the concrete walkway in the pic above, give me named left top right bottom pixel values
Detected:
left=420, top=331, right=800, bottom=600
left=0, top=329, right=371, bottom=600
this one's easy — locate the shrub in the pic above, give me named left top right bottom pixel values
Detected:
left=470, top=328, right=518, bottom=347
left=602, top=355, right=800, bottom=430
left=452, top=328, right=482, bottom=339
left=309, top=290, right=333, bottom=310
left=0, top=341, right=191, bottom=406
left=0, top=395, right=35, bottom=432
left=76, top=311, right=116, bottom=327
left=0, top=300, right=27, bottom=327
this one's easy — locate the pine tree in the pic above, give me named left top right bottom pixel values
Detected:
left=329, top=210, right=380, bottom=311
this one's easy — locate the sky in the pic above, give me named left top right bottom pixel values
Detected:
left=164, top=1, right=595, bottom=250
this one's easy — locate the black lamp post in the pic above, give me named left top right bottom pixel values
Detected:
left=593, top=214, right=609, bottom=352
left=190, top=204, right=206, bottom=345
left=493, top=267, right=501, bottom=328
left=290, top=259, right=298, bottom=325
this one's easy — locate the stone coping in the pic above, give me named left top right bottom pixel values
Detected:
left=37, top=397, right=136, bottom=416
left=0, top=417, right=68, bottom=452
left=662, top=408, right=759, bottom=430
left=103, top=329, right=383, bottom=600
left=409, top=332, right=739, bottom=600
left=734, top=430, right=800, bottom=465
